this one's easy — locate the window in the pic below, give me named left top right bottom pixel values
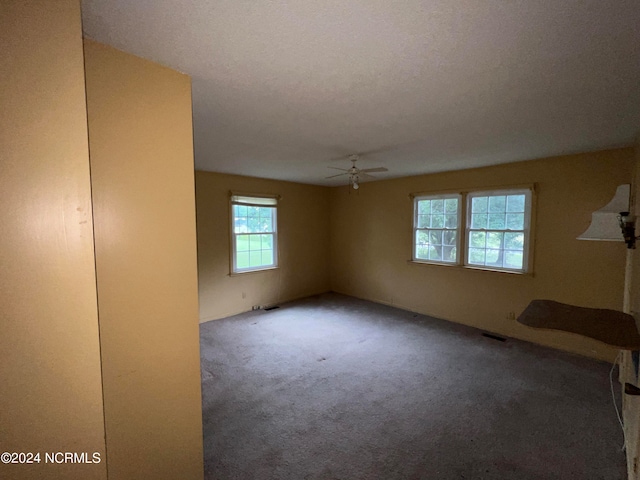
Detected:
left=231, top=194, right=278, bottom=273
left=413, top=194, right=461, bottom=264
left=412, top=187, right=533, bottom=273
left=466, top=190, right=530, bottom=271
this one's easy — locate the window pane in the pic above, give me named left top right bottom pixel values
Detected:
left=261, top=234, right=272, bottom=249
left=249, top=235, right=261, bottom=250
left=445, top=214, right=457, bottom=228
left=486, top=231, right=503, bottom=249
left=416, top=231, right=429, bottom=245
left=443, top=246, right=456, bottom=262
left=506, top=195, right=525, bottom=213
left=429, top=246, right=442, bottom=261
left=428, top=229, right=443, bottom=246
left=259, top=207, right=274, bottom=232
left=506, top=213, right=524, bottom=230
left=488, top=196, right=506, bottom=213
left=235, top=205, right=248, bottom=217
left=471, top=214, right=487, bottom=229
left=472, top=197, right=488, bottom=213
left=431, top=199, right=444, bottom=214
left=488, top=214, right=505, bottom=229
left=486, top=249, right=500, bottom=265
left=260, top=216, right=273, bottom=232
left=470, top=231, right=485, bottom=248
left=418, top=200, right=431, bottom=214
left=236, top=252, right=249, bottom=268
left=431, top=215, right=444, bottom=228
left=232, top=206, right=245, bottom=233
left=258, top=207, right=271, bottom=217
left=444, top=198, right=458, bottom=214
left=505, top=251, right=523, bottom=269
left=504, top=232, right=524, bottom=250
left=247, top=215, right=261, bottom=233
left=416, top=246, right=429, bottom=259
left=469, top=248, right=485, bottom=264
left=249, top=251, right=262, bottom=266
left=261, top=250, right=273, bottom=265
left=234, top=216, right=247, bottom=233
left=236, top=235, right=249, bottom=252
left=417, top=214, right=429, bottom=228
left=443, top=230, right=457, bottom=246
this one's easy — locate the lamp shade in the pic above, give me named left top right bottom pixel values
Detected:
left=577, top=184, right=630, bottom=241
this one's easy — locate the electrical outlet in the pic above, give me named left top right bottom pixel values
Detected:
left=507, top=311, right=516, bottom=320
left=242, top=292, right=246, bottom=299
left=252, top=305, right=261, bottom=311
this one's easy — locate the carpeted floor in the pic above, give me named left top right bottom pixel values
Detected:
left=200, top=292, right=626, bottom=480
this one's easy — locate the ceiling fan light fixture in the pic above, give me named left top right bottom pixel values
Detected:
left=350, top=174, right=360, bottom=190
left=327, top=153, right=388, bottom=191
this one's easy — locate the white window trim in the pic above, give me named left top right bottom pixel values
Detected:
left=230, top=193, right=279, bottom=274
left=464, top=188, right=532, bottom=273
left=410, top=185, right=535, bottom=274
left=412, top=193, right=462, bottom=265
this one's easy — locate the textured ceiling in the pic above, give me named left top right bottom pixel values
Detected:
left=82, top=0, right=640, bottom=186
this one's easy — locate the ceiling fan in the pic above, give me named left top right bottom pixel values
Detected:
left=326, top=154, right=388, bottom=190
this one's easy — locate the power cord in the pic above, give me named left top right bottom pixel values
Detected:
left=610, top=351, right=627, bottom=452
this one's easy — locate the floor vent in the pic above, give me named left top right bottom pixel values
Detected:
left=482, top=333, right=506, bottom=342
left=264, top=305, right=280, bottom=311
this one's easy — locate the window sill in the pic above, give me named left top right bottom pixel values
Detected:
left=408, top=260, right=533, bottom=276
left=409, top=259, right=458, bottom=269
left=229, top=266, right=279, bottom=277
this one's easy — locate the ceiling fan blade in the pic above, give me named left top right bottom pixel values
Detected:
left=327, top=166, right=350, bottom=171
left=329, top=145, right=397, bottom=162
left=358, top=172, right=377, bottom=180
left=361, top=167, right=388, bottom=173
left=325, top=173, right=348, bottom=179
left=357, top=145, right=397, bottom=158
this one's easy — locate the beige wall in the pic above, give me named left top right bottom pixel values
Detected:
left=330, top=148, right=634, bottom=361
left=196, top=171, right=331, bottom=321
left=84, top=41, right=203, bottom=479
left=0, top=2, right=107, bottom=479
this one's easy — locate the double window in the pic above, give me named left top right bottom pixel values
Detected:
left=231, top=194, right=278, bottom=273
left=413, top=188, right=533, bottom=273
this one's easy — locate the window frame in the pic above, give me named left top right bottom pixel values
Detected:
left=410, top=185, right=535, bottom=274
left=412, top=193, right=462, bottom=265
left=464, top=188, right=532, bottom=273
left=230, top=194, right=279, bottom=274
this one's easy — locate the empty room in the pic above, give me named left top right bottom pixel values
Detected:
left=2, top=1, right=640, bottom=480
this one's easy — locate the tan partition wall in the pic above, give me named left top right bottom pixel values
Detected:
left=0, top=2, right=107, bottom=479
left=84, top=40, right=203, bottom=479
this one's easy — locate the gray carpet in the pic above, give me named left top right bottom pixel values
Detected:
left=200, top=292, right=626, bottom=479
